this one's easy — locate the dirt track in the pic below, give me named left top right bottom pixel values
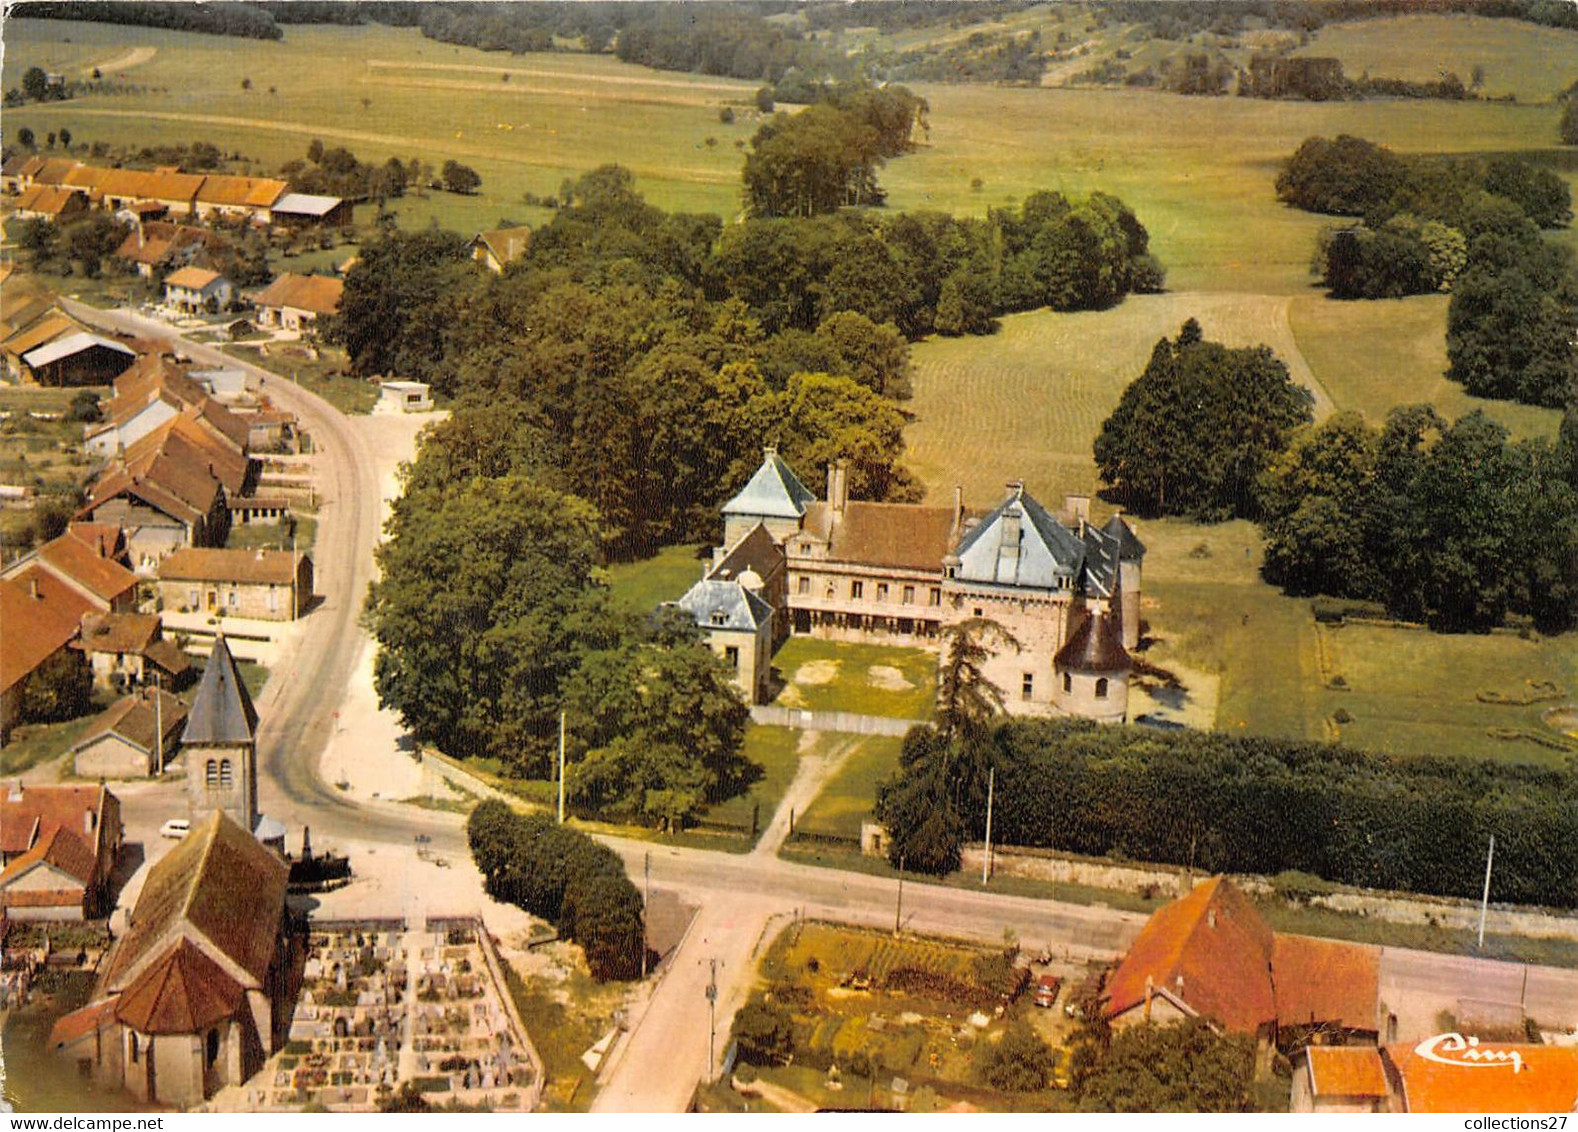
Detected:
left=78, top=45, right=157, bottom=78
left=366, top=58, right=755, bottom=94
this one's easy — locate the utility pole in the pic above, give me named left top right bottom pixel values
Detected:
left=981, top=765, right=995, bottom=886
left=894, top=853, right=905, bottom=937
left=702, top=958, right=721, bottom=1078
left=1477, top=833, right=1495, bottom=949
left=152, top=673, right=164, bottom=775
left=641, top=851, right=651, bottom=980
left=557, top=710, right=566, bottom=824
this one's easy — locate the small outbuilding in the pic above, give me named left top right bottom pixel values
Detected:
left=376, top=380, right=433, bottom=413
left=71, top=688, right=188, bottom=779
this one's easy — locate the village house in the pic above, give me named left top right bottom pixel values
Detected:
left=12, top=184, right=87, bottom=223
left=1103, top=877, right=1387, bottom=1046
left=49, top=810, right=294, bottom=1109
left=162, top=267, right=233, bottom=315
left=69, top=611, right=192, bottom=695
left=1292, top=1041, right=1578, bottom=1114
left=113, top=222, right=218, bottom=279
left=191, top=175, right=290, bottom=225
left=0, top=568, right=96, bottom=746
left=87, top=353, right=255, bottom=463
left=71, top=687, right=188, bottom=780
left=250, top=273, right=343, bottom=332
left=0, top=782, right=122, bottom=921
left=79, top=449, right=230, bottom=571
left=470, top=226, right=532, bottom=274
left=0, top=526, right=140, bottom=613
left=684, top=449, right=1142, bottom=717
left=158, top=548, right=313, bottom=621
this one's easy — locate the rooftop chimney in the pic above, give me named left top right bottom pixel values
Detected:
left=29, top=578, right=40, bottom=600
left=84, top=808, right=95, bottom=835
left=7, top=781, right=21, bottom=803
left=1065, top=493, right=1091, bottom=527
left=832, top=459, right=849, bottom=516
left=1207, top=908, right=1217, bottom=929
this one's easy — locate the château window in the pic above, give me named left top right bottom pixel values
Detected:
left=798, top=576, right=810, bottom=596
left=1095, top=677, right=1109, bottom=699
left=207, top=1029, right=221, bottom=1067
left=1022, top=673, right=1034, bottom=700
left=1063, top=672, right=1073, bottom=694
left=973, top=607, right=984, bottom=618
left=876, top=583, right=889, bottom=602
left=851, top=581, right=864, bottom=600
left=130, top=1034, right=140, bottom=1064
left=725, top=646, right=740, bottom=669
left=902, top=586, right=915, bottom=605
left=929, top=588, right=941, bottom=606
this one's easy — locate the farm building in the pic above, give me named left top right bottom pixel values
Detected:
left=251, top=273, right=343, bottom=331
left=269, top=193, right=351, bottom=228
left=683, top=448, right=1143, bottom=720
left=157, top=548, right=313, bottom=621
left=162, top=267, right=233, bottom=314
left=114, top=222, right=218, bottom=279
left=376, top=380, right=432, bottom=413
left=71, top=688, right=188, bottom=779
left=0, top=568, right=97, bottom=747
left=69, top=611, right=191, bottom=695
left=1291, top=1042, right=1578, bottom=1114
left=20, top=331, right=137, bottom=387
left=0, top=527, right=139, bottom=613
left=0, top=782, right=122, bottom=922
left=12, top=184, right=86, bottom=223
left=471, top=226, right=532, bottom=273
left=48, top=810, right=293, bottom=1109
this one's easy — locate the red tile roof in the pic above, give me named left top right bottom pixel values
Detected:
left=1105, top=877, right=1276, bottom=1033
left=115, top=937, right=244, bottom=1034
left=1387, top=1041, right=1578, bottom=1114
left=49, top=996, right=120, bottom=1047
left=71, top=611, right=161, bottom=656
left=36, top=530, right=139, bottom=607
left=1304, top=1046, right=1388, bottom=1099
left=195, top=174, right=287, bottom=209
left=802, top=500, right=960, bottom=572
left=0, top=783, right=108, bottom=860
left=14, top=185, right=81, bottom=217
left=0, top=823, right=97, bottom=888
left=72, top=689, right=187, bottom=757
left=163, top=266, right=223, bottom=290
left=159, top=547, right=304, bottom=586
left=0, top=568, right=95, bottom=696
left=252, top=273, right=343, bottom=315
left=1272, top=934, right=1381, bottom=1033
left=1054, top=609, right=1132, bottom=673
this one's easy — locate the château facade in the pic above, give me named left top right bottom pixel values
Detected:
left=676, top=449, right=1144, bottom=724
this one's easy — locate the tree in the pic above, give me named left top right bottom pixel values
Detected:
left=731, top=1001, right=793, bottom=1066
left=976, top=1021, right=1056, bottom=1092
left=66, top=390, right=101, bottom=423
left=1074, top=1019, right=1258, bottom=1113
left=1260, top=412, right=1381, bottom=598
left=58, top=127, right=71, bottom=149
left=1562, top=97, right=1578, bottom=146
left=442, top=159, right=482, bottom=195
left=366, top=475, right=607, bottom=773
left=1093, top=321, right=1314, bottom=520
left=19, top=648, right=92, bottom=725
left=1447, top=236, right=1578, bottom=408
left=306, top=137, right=324, bottom=163
left=1276, top=134, right=1403, bottom=217
left=22, top=66, right=49, bottom=103
left=241, top=77, right=252, bottom=91
left=17, top=126, right=35, bottom=149
left=46, top=133, right=56, bottom=150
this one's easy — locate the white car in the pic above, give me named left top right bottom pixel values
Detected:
left=159, top=819, right=190, bottom=840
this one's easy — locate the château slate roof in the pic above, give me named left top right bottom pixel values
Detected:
left=1103, top=513, right=1146, bottom=562
left=953, top=485, right=1086, bottom=590
left=1054, top=611, right=1131, bottom=673
left=673, top=578, right=772, bottom=632
left=182, top=635, right=257, bottom=746
left=722, top=448, right=816, bottom=520
left=709, top=523, right=780, bottom=584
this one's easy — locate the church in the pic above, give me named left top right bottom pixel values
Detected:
left=674, top=448, right=1144, bottom=723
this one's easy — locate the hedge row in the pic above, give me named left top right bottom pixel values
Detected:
left=466, top=800, right=644, bottom=980
left=975, top=720, right=1578, bottom=909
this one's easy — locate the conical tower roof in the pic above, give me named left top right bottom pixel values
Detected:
left=722, top=447, right=815, bottom=520
left=182, top=634, right=257, bottom=745
left=1054, top=610, right=1131, bottom=673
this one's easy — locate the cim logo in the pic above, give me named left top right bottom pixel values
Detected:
left=1414, top=1033, right=1526, bottom=1074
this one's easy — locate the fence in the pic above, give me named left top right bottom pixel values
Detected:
left=748, top=706, right=923, bottom=736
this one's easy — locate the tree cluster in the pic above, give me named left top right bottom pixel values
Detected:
left=282, top=140, right=408, bottom=204
left=18, top=649, right=93, bottom=725
left=1072, top=1018, right=1261, bottom=1113
left=12, top=1, right=283, bottom=39
left=742, top=85, right=928, bottom=217
left=1261, top=407, right=1578, bottom=632
left=1093, top=320, right=1314, bottom=521
left=877, top=716, right=1578, bottom=908
left=613, top=5, right=837, bottom=83
left=1241, top=55, right=1472, bottom=102
left=467, top=801, right=645, bottom=981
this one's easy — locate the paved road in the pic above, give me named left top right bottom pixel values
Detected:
left=66, top=304, right=1578, bottom=1109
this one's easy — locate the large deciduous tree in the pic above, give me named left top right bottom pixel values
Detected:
left=1074, top=1019, right=1259, bottom=1113
left=1093, top=320, right=1314, bottom=521
left=366, top=475, right=608, bottom=773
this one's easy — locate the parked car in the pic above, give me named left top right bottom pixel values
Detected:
left=159, top=819, right=190, bottom=839
left=1033, top=974, right=1062, bottom=1008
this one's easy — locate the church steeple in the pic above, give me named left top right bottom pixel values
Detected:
left=183, top=635, right=258, bottom=834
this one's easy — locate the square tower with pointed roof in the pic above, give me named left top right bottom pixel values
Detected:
left=182, top=636, right=258, bottom=834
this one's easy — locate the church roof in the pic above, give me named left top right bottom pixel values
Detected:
left=114, top=937, right=244, bottom=1034
left=182, top=635, right=257, bottom=746
left=1054, top=610, right=1131, bottom=672
left=673, top=578, right=772, bottom=632
left=722, top=448, right=816, bottom=520
left=105, top=811, right=287, bottom=990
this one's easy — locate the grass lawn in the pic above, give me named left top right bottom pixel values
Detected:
left=226, top=512, right=314, bottom=552
left=1289, top=294, right=1563, bottom=442
left=703, top=724, right=804, bottom=836
left=221, top=342, right=378, bottom=414
left=771, top=637, right=937, bottom=720
left=793, top=733, right=905, bottom=841
left=1294, top=14, right=1578, bottom=105
left=501, top=956, right=623, bottom=1112
left=604, top=542, right=707, bottom=614
left=0, top=711, right=107, bottom=777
